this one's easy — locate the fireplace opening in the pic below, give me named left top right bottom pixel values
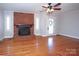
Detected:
left=18, top=27, right=30, bottom=36
left=16, top=24, right=32, bottom=36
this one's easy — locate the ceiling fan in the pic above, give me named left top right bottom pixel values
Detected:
left=42, top=3, right=61, bottom=13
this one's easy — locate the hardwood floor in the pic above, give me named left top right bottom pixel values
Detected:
left=0, top=35, right=79, bottom=56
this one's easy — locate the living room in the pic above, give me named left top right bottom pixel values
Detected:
left=0, top=3, right=79, bottom=56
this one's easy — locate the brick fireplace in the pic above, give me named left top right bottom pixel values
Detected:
left=14, top=12, right=34, bottom=37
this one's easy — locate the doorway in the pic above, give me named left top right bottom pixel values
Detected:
left=48, top=18, right=54, bottom=36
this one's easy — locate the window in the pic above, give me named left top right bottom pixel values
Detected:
left=36, top=17, right=39, bottom=30
left=6, top=15, right=10, bottom=30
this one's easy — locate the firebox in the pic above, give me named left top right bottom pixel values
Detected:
left=16, top=24, right=32, bottom=36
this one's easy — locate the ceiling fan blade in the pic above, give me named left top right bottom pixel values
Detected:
left=53, top=8, right=61, bottom=10
left=53, top=3, right=61, bottom=7
left=42, top=6, right=48, bottom=8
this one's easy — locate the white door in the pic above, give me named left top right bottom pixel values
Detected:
left=48, top=18, right=54, bottom=36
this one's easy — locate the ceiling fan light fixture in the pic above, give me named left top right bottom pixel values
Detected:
left=46, top=8, right=54, bottom=13
left=42, top=3, right=61, bottom=13
left=50, top=9, right=54, bottom=12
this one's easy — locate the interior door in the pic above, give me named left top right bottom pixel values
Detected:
left=48, top=18, right=54, bottom=36
left=45, top=14, right=55, bottom=36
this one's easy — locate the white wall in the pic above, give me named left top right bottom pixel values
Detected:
left=59, top=10, right=79, bottom=39
left=34, top=12, right=58, bottom=36
left=38, top=12, right=48, bottom=35
left=0, top=10, right=4, bottom=41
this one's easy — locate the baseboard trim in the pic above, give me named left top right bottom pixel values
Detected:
left=34, top=34, right=57, bottom=37
left=4, top=36, right=13, bottom=38
left=59, top=33, right=79, bottom=39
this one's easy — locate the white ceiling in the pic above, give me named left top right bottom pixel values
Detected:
left=0, top=3, right=79, bottom=13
